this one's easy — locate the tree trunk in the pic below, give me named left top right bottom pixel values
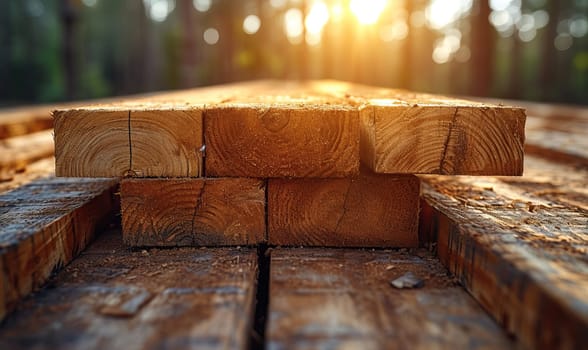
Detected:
left=540, top=1, right=561, bottom=101
left=180, top=0, right=197, bottom=88
left=60, top=0, right=78, bottom=100
left=470, top=0, right=494, bottom=97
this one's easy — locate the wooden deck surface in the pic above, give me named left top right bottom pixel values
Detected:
left=267, top=248, right=513, bottom=349
left=0, top=88, right=586, bottom=349
left=0, top=230, right=258, bottom=350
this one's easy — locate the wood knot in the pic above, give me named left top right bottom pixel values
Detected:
left=260, top=109, right=290, bottom=132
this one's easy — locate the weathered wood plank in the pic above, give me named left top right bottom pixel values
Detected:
left=54, top=108, right=203, bottom=177
left=268, top=172, right=419, bottom=247
left=524, top=113, right=588, bottom=167
left=121, top=178, right=266, bottom=246
left=0, top=157, right=55, bottom=194
left=267, top=248, right=514, bottom=349
left=0, top=177, right=118, bottom=320
left=0, top=230, right=258, bottom=350
left=0, top=105, right=55, bottom=139
left=420, top=165, right=588, bottom=350
left=0, top=130, right=54, bottom=180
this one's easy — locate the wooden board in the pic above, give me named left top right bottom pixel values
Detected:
left=267, top=248, right=513, bottom=349
left=0, top=130, right=54, bottom=180
left=320, top=81, right=527, bottom=175
left=204, top=103, right=359, bottom=178
left=524, top=111, right=588, bottom=167
left=268, top=172, right=419, bottom=247
left=420, top=163, right=588, bottom=350
left=0, top=230, right=258, bottom=350
left=121, top=178, right=266, bottom=246
left=0, top=177, right=118, bottom=320
left=0, top=105, right=55, bottom=139
left=54, top=109, right=203, bottom=177
left=0, top=157, right=55, bottom=194
left=202, top=81, right=360, bottom=178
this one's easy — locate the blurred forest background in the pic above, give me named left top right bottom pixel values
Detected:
left=1, top=0, right=587, bottom=106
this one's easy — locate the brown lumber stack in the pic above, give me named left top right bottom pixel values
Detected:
left=53, top=80, right=526, bottom=247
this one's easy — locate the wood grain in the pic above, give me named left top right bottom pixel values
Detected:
left=54, top=109, right=203, bottom=177
left=267, top=248, right=513, bottom=349
left=310, top=80, right=527, bottom=175
left=524, top=109, right=588, bottom=167
left=0, top=177, right=117, bottom=320
left=420, top=167, right=588, bottom=350
left=0, top=230, right=258, bottom=350
left=0, top=105, right=55, bottom=139
left=205, top=104, right=359, bottom=178
left=121, top=178, right=266, bottom=247
left=53, top=80, right=528, bottom=178
left=0, top=158, right=55, bottom=194
left=0, top=130, right=54, bottom=180
left=363, top=104, right=525, bottom=175
left=268, top=172, right=419, bottom=247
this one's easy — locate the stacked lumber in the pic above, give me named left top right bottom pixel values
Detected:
left=52, top=80, right=525, bottom=247
left=4, top=93, right=588, bottom=349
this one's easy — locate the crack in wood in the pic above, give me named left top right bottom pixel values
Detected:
left=127, top=110, right=133, bottom=175
left=190, top=182, right=206, bottom=240
left=439, top=107, right=459, bottom=174
left=334, top=180, right=352, bottom=234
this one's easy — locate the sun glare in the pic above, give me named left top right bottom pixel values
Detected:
left=284, top=8, right=304, bottom=44
left=350, top=0, right=387, bottom=25
left=426, top=0, right=473, bottom=29
left=305, top=1, right=330, bottom=34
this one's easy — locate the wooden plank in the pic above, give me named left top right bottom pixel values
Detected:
left=420, top=163, right=588, bottom=350
left=0, top=230, right=258, bottom=350
left=312, top=81, right=527, bottom=175
left=524, top=113, right=588, bottom=167
left=268, top=172, right=419, bottom=247
left=54, top=108, right=203, bottom=177
left=267, top=248, right=514, bottom=349
left=0, top=105, right=55, bottom=139
left=360, top=103, right=525, bottom=175
left=0, top=177, right=118, bottom=320
left=205, top=103, right=359, bottom=178
left=121, top=178, right=266, bottom=246
left=0, top=157, right=55, bottom=194
left=0, top=130, right=54, bottom=180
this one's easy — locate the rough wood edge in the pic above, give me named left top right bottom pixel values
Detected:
left=420, top=180, right=588, bottom=349
left=0, top=178, right=118, bottom=320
